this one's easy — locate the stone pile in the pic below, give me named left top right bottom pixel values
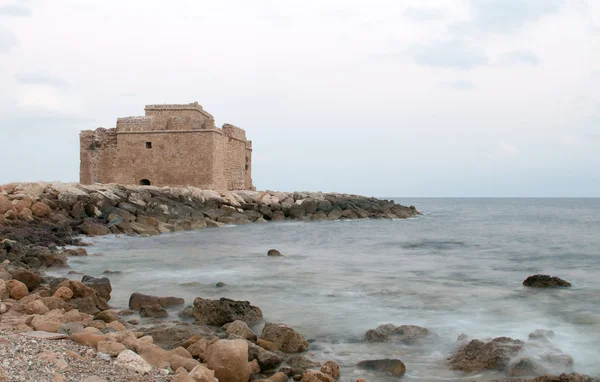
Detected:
left=0, top=182, right=419, bottom=247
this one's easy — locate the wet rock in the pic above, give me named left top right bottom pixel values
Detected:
left=523, top=275, right=572, bottom=288
left=285, top=355, right=321, bottom=371
left=364, top=324, right=433, bottom=344
left=216, top=281, right=226, bottom=288
left=128, top=292, right=184, bottom=310
left=79, top=220, right=110, bottom=236
left=192, top=297, right=263, bottom=326
left=205, top=339, right=251, bottom=382
left=300, top=370, right=335, bottom=382
left=321, top=361, right=340, bottom=380
left=81, top=275, right=112, bottom=301
left=94, top=310, right=119, bottom=323
left=356, top=359, right=406, bottom=377
left=140, top=304, right=168, bottom=318
left=448, top=337, right=524, bottom=372
left=247, top=341, right=282, bottom=370
left=260, top=323, right=309, bottom=353
left=145, top=323, right=215, bottom=350
left=529, top=329, right=555, bottom=341
left=224, top=320, right=257, bottom=341
left=267, top=249, right=283, bottom=257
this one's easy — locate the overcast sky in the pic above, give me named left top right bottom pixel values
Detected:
left=0, top=0, right=599, bottom=196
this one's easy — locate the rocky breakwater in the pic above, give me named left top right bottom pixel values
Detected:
left=0, top=182, right=418, bottom=245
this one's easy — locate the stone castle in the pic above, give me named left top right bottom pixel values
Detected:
left=79, top=102, right=254, bottom=191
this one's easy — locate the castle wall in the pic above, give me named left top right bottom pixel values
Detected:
left=80, top=102, right=254, bottom=190
left=108, top=130, right=219, bottom=188
left=80, top=128, right=118, bottom=184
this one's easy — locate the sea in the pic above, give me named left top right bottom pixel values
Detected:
left=53, top=198, right=600, bottom=381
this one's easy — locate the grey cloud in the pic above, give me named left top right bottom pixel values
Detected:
left=0, top=4, right=32, bottom=17
left=440, top=80, right=476, bottom=90
left=403, top=7, right=444, bottom=22
left=412, top=39, right=489, bottom=69
left=497, top=50, right=541, bottom=65
left=452, top=0, right=564, bottom=35
left=0, top=25, right=19, bottom=53
left=16, top=73, right=70, bottom=88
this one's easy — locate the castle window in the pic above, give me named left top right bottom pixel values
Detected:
left=139, top=179, right=151, bottom=186
left=145, top=142, right=152, bottom=149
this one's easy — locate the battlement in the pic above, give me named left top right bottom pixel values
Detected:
left=144, top=101, right=213, bottom=119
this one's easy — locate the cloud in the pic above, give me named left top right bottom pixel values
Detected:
left=496, top=50, right=541, bottom=65
left=440, top=80, right=476, bottom=90
left=499, top=140, right=519, bottom=156
left=16, top=85, right=82, bottom=114
left=590, top=24, right=600, bottom=36
left=16, top=73, right=70, bottom=88
left=452, top=0, right=564, bottom=36
left=412, top=39, right=489, bottom=69
left=0, top=25, right=19, bottom=53
left=403, top=7, right=444, bottom=22
left=0, top=4, right=32, bottom=17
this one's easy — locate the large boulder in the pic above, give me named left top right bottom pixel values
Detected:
left=128, top=292, right=184, bottom=310
left=356, top=359, right=406, bottom=377
left=205, top=339, right=251, bottom=382
left=448, top=337, right=524, bottom=372
left=115, top=349, right=152, bottom=374
left=523, top=275, right=572, bottom=288
left=192, top=297, right=263, bottom=326
left=6, top=279, right=28, bottom=300
left=81, top=275, right=112, bottom=301
left=31, top=202, right=51, bottom=217
left=10, top=268, right=41, bottom=291
left=259, top=322, right=308, bottom=353
left=364, top=324, right=433, bottom=344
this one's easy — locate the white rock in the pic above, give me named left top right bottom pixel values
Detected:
left=115, top=349, right=152, bottom=374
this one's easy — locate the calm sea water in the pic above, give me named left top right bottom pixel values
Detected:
left=55, top=198, right=600, bottom=381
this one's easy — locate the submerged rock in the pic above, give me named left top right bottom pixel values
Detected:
left=267, top=249, right=283, bottom=257
left=448, top=337, right=524, bottom=372
left=356, top=359, right=406, bottom=377
left=523, top=275, right=572, bottom=288
left=364, top=324, right=433, bottom=344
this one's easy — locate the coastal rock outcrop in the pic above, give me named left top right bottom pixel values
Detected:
left=523, top=275, right=572, bottom=288
left=192, top=297, right=263, bottom=326
left=448, top=335, right=574, bottom=376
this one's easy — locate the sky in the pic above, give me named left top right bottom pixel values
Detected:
left=0, top=0, right=599, bottom=197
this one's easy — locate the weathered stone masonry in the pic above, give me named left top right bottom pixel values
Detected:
left=80, top=102, right=254, bottom=191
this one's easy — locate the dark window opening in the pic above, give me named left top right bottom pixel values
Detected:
left=245, top=164, right=249, bottom=171
left=139, top=179, right=151, bottom=186
left=145, top=142, right=152, bottom=149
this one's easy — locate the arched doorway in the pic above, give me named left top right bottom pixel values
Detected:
left=139, top=179, right=151, bottom=186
